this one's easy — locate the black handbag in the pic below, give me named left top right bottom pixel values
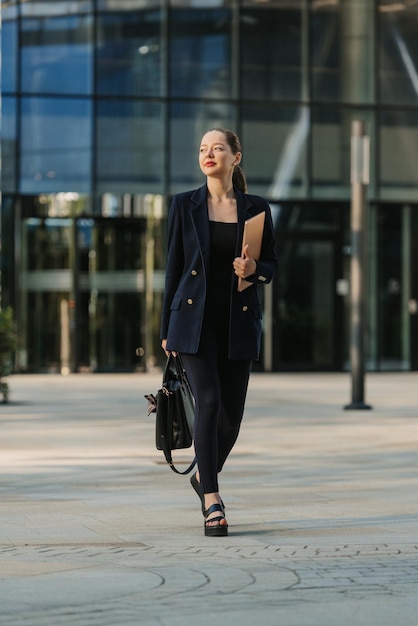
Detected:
left=145, top=354, right=197, bottom=475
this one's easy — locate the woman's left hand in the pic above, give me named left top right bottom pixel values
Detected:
left=233, top=244, right=257, bottom=278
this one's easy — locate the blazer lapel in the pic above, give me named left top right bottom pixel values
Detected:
left=235, top=189, right=253, bottom=257
left=190, top=185, right=211, bottom=272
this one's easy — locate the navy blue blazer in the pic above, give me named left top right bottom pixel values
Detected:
left=160, top=184, right=278, bottom=360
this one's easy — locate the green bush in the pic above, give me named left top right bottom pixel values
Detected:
left=0, top=307, right=18, bottom=403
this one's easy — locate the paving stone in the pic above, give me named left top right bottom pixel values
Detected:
left=0, top=371, right=417, bottom=625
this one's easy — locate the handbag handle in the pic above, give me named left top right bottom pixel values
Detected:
left=162, top=354, right=197, bottom=475
left=166, top=451, right=197, bottom=475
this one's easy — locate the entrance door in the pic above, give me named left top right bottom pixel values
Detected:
left=75, top=215, right=166, bottom=372
left=273, top=234, right=344, bottom=370
left=19, top=214, right=164, bottom=372
left=373, top=204, right=418, bottom=371
left=20, top=217, right=74, bottom=372
left=76, top=218, right=147, bottom=372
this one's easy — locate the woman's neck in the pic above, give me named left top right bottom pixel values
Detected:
left=206, top=178, right=237, bottom=222
left=206, top=178, right=234, bottom=203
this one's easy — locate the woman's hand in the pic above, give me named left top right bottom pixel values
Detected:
left=161, top=339, right=177, bottom=357
left=233, top=244, right=257, bottom=279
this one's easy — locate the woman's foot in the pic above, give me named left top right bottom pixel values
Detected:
left=191, top=472, right=225, bottom=513
left=203, top=493, right=228, bottom=537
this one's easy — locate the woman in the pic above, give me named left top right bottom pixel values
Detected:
left=160, top=128, right=277, bottom=536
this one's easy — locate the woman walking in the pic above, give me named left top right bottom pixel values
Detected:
left=160, top=128, right=277, bottom=536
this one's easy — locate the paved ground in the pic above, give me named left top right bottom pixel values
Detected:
left=0, top=370, right=417, bottom=625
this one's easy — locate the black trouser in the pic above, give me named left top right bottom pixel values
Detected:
left=181, top=324, right=252, bottom=495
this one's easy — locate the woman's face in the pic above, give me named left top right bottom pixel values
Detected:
left=199, top=130, right=241, bottom=178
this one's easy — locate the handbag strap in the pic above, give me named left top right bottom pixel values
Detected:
left=160, top=434, right=196, bottom=474
left=168, top=451, right=197, bottom=475
left=167, top=353, right=187, bottom=384
left=162, top=353, right=197, bottom=475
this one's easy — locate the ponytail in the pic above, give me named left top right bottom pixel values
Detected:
left=232, top=165, right=247, bottom=193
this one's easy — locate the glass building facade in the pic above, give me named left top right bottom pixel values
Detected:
left=1, top=0, right=418, bottom=373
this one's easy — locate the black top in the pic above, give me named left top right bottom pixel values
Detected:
left=205, top=221, right=237, bottom=332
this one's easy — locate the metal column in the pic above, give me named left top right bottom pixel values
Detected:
left=345, top=120, right=372, bottom=410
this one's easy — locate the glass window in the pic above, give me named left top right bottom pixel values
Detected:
left=97, top=0, right=161, bottom=10
left=20, top=1, right=92, bottom=16
left=379, top=109, right=418, bottom=199
left=241, top=105, right=308, bottom=198
left=275, top=203, right=343, bottom=233
left=1, top=0, right=18, bottom=9
left=96, top=99, right=164, bottom=194
left=169, top=8, right=232, bottom=99
left=311, top=0, right=375, bottom=103
left=20, top=15, right=93, bottom=95
left=241, top=2, right=303, bottom=101
left=2, top=15, right=18, bottom=92
left=379, top=2, right=418, bottom=105
left=274, top=238, right=338, bottom=370
left=169, top=101, right=235, bottom=193
left=96, top=10, right=162, bottom=97
left=376, top=205, right=403, bottom=369
left=25, top=217, right=72, bottom=270
left=20, top=97, right=92, bottom=193
left=311, top=107, right=347, bottom=196
left=310, top=2, right=341, bottom=101
left=1, top=97, right=17, bottom=193
left=311, top=108, right=374, bottom=199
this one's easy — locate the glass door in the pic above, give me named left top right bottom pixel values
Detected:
left=76, top=216, right=164, bottom=372
left=76, top=218, right=145, bottom=371
left=372, top=204, right=416, bottom=371
left=273, top=234, right=344, bottom=370
left=19, top=212, right=164, bottom=373
left=20, top=217, right=75, bottom=372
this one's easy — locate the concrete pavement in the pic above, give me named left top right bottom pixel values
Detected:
left=0, top=371, right=417, bottom=625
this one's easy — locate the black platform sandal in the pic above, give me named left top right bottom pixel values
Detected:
left=204, top=503, right=228, bottom=537
left=190, top=472, right=225, bottom=514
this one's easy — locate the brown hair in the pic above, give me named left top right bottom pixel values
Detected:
left=208, top=127, right=248, bottom=193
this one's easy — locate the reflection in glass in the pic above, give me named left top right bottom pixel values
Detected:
left=241, top=105, right=307, bottom=198
left=169, top=8, right=232, bottom=99
left=20, top=97, right=92, bottom=193
left=169, top=101, right=235, bottom=193
left=21, top=15, right=93, bottom=94
left=376, top=206, right=403, bottom=369
left=76, top=219, right=147, bottom=371
left=311, top=1, right=374, bottom=103
left=311, top=2, right=341, bottom=101
left=20, top=216, right=74, bottom=372
left=96, top=100, right=164, bottom=194
left=96, top=10, right=162, bottom=97
left=380, top=109, right=418, bottom=197
left=20, top=1, right=92, bottom=16
left=97, top=0, right=161, bottom=10
left=274, top=203, right=342, bottom=233
left=241, top=4, right=302, bottom=100
left=275, top=238, right=337, bottom=369
left=25, top=218, right=71, bottom=270
left=379, top=4, right=418, bottom=105
left=2, top=16, right=18, bottom=92
left=311, top=107, right=348, bottom=196
left=312, top=108, right=375, bottom=198
left=1, top=0, right=18, bottom=9
left=1, top=97, right=17, bottom=193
